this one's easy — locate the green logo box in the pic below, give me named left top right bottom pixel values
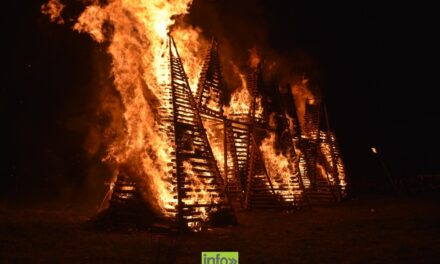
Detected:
left=202, top=252, right=239, bottom=264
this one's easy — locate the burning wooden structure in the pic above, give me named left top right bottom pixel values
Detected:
left=99, top=36, right=348, bottom=231
left=40, top=0, right=349, bottom=232
left=300, top=99, right=348, bottom=204
left=195, top=40, right=309, bottom=209
left=103, top=36, right=348, bottom=230
left=105, top=36, right=236, bottom=231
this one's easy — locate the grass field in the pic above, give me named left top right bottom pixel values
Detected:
left=1, top=195, right=439, bottom=263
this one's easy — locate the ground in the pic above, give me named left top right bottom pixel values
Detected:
left=1, top=195, right=439, bottom=263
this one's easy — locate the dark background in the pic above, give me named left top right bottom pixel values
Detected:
left=3, top=1, right=433, bottom=203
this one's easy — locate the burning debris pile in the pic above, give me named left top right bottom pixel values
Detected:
left=42, top=0, right=347, bottom=231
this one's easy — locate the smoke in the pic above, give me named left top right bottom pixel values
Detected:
left=291, top=78, right=314, bottom=129
left=188, top=0, right=317, bottom=122
left=61, top=47, right=119, bottom=206
left=248, top=46, right=261, bottom=69
left=83, top=76, right=124, bottom=159
left=187, top=0, right=267, bottom=93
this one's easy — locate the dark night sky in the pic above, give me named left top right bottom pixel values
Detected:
left=3, top=1, right=434, bottom=200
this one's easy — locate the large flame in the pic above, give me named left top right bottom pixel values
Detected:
left=69, top=0, right=208, bottom=215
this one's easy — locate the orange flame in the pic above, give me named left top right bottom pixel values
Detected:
left=330, top=133, right=347, bottom=192
left=41, top=0, right=64, bottom=24
left=173, top=26, right=209, bottom=94
left=317, top=163, right=330, bottom=182
left=254, top=96, right=265, bottom=120
left=248, top=46, right=260, bottom=69
left=67, top=0, right=204, bottom=215
left=225, top=64, right=252, bottom=117
left=182, top=161, right=220, bottom=230
left=291, top=77, right=314, bottom=130
left=318, top=131, right=347, bottom=192
left=260, top=134, right=302, bottom=200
